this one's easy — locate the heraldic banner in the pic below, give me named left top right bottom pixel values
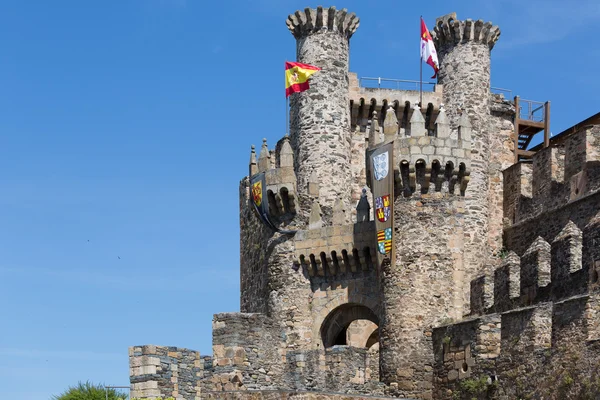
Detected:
left=368, top=142, right=394, bottom=263
left=249, top=172, right=296, bottom=235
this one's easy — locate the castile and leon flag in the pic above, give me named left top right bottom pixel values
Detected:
left=285, top=61, right=321, bottom=97
left=420, top=17, right=439, bottom=79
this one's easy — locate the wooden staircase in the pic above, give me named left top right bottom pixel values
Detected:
left=513, top=96, right=550, bottom=162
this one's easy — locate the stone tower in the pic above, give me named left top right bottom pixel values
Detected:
left=238, top=7, right=362, bottom=355
left=375, top=104, right=473, bottom=394
left=432, top=14, right=501, bottom=300
left=287, top=6, right=359, bottom=223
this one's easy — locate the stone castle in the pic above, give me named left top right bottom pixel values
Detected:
left=129, top=6, right=600, bottom=400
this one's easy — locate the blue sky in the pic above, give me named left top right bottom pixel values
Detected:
left=1, top=0, right=597, bottom=398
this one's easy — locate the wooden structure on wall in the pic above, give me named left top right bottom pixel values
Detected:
left=513, top=95, right=551, bottom=162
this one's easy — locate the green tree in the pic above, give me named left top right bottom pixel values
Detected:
left=51, top=381, right=128, bottom=400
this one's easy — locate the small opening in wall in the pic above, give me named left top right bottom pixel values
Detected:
left=334, top=326, right=348, bottom=346
left=461, top=362, right=469, bottom=373
left=575, top=187, right=580, bottom=195
left=280, top=187, right=291, bottom=213
left=416, top=160, right=427, bottom=194
left=592, top=269, right=599, bottom=284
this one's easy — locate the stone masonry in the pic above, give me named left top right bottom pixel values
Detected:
left=130, top=7, right=600, bottom=400
left=432, top=15, right=503, bottom=313
left=288, top=7, right=359, bottom=223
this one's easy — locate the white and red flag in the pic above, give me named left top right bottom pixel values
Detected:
left=420, top=17, right=439, bottom=78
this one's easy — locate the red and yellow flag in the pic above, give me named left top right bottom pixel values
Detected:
left=285, top=61, right=320, bottom=97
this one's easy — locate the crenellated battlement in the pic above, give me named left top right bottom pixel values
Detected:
left=348, top=73, right=444, bottom=134
left=469, top=219, right=597, bottom=317
left=365, top=104, right=472, bottom=195
left=248, top=135, right=298, bottom=216
left=293, top=222, right=377, bottom=277
left=504, top=124, right=600, bottom=226
left=431, top=12, right=501, bottom=50
left=286, top=6, right=359, bottom=39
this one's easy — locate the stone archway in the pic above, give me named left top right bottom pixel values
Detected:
left=347, top=320, right=379, bottom=348
left=320, top=303, right=379, bottom=349
left=365, top=327, right=379, bottom=348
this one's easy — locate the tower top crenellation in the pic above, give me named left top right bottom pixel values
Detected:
left=286, top=6, right=359, bottom=39
left=431, top=13, right=501, bottom=50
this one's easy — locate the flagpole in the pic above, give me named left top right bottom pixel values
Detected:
left=419, top=16, right=423, bottom=108
left=419, top=57, right=423, bottom=108
left=285, top=60, right=288, bottom=137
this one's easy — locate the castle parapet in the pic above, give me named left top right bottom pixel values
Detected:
left=503, top=124, right=600, bottom=226
left=366, top=105, right=472, bottom=195
left=349, top=73, right=444, bottom=135
left=431, top=14, right=501, bottom=51
left=493, top=251, right=520, bottom=313
left=248, top=136, right=298, bottom=216
left=129, top=345, right=205, bottom=399
left=286, top=6, right=359, bottom=39
left=293, top=222, right=377, bottom=277
left=469, top=220, right=591, bottom=316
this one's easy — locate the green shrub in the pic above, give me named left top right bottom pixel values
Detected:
left=51, top=381, right=127, bottom=400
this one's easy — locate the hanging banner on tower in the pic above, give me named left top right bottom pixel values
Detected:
left=249, top=172, right=296, bottom=235
left=368, top=142, right=395, bottom=262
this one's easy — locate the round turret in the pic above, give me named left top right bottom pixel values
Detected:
left=432, top=13, right=500, bottom=132
left=431, top=13, right=501, bottom=307
left=287, top=6, right=359, bottom=223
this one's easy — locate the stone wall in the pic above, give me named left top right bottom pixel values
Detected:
left=209, top=313, right=281, bottom=392
left=239, top=177, right=271, bottom=314
left=293, top=222, right=376, bottom=277
left=347, top=74, right=445, bottom=220
left=201, top=391, right=396, bottom=400
left=324, top=346, right=385, bottom=394
left=473, top=217, right=597, bottom=315
left=130, top=313, right=386, bottom=399
left=487, top=95, right=515, bottom=256
left=432, top=315, right=500, bottom=399
left=431, top=294, right=600, bottom=399
left=503, top=125, right=600, bottom=229
left=129, top=345, right=205, bottom=400
left=310, top=273, right=380, bottom=349
left=379, top=193, right=466, bottom=399
left=430, top=145, right=600, bottom=398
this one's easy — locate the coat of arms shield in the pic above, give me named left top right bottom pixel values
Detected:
left=373, top=151, right=389, bottom=181
left=377, top=227, right=392, bottom=255
left=375, top=195, right=391, bottom=222
left=252, top=181, right=262, bottom=207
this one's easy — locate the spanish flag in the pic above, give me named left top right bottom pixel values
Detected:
left=285, top=61, right=321, bottom=97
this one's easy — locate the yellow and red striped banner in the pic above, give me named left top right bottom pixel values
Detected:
left=285, top=61, right=320, bottom=97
